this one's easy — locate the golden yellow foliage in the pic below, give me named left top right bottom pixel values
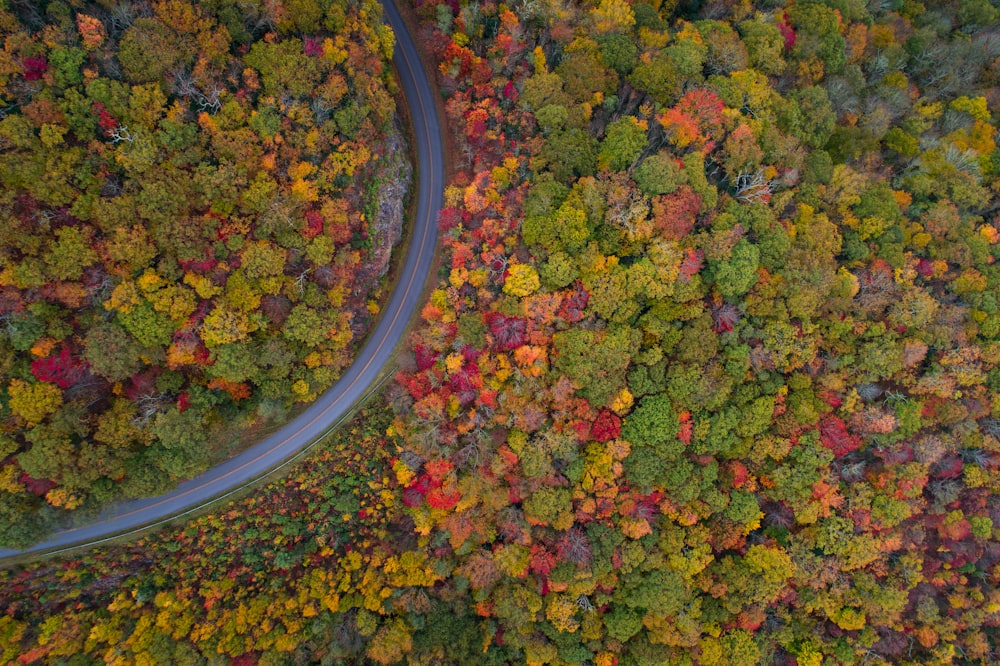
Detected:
left=199, top=306, right=253, bottom=347
left=545, top=596, right=580, bottom=633
left=590, top=0, right=635, bottom=34
left=104, top=281, right=142, bottom=314
left=7, top=379, right=62, bottom=425
left=45, top=488, right=83, bottom=509
left=0, top=465, right=23, bottom=493
left=502, top=263, right=540, bottom=297
left=610, top=388, right=634, bottom=415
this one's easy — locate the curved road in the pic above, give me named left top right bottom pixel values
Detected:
left=0, top=0, right=443, bottom=561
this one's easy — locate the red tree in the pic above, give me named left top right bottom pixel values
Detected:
left=486, top=312, right=527, bottom=350
left=819, top=416, right=863, bottom=457
left=592, top=410, right=622, bottom=442
left=31, top=347, right=88, bottom=389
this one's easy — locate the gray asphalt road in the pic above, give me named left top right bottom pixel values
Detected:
left=0, top=0, right=443, bottom=561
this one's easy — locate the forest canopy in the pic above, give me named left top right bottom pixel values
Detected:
left=385, top=0, right=1000, bottom=661
left=0, top=0, right=404, bottom=547
left=5, top=0, right=1000, bottom=664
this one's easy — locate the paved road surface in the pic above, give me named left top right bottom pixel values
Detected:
left=0, top=0, right=443, bottom=561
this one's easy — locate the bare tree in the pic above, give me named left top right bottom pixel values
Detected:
left=108, top=125, right=136, bottom=145
left=733, top=170, right=772, bottom=203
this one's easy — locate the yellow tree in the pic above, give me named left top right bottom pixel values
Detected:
left=590, top=0, right=636, bottom=34
left=7, top=379, right=61, bottom=425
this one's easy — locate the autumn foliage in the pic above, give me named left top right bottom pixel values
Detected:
left=6, top=0, right=1000, bottom=663
left=0, top=0, right=407, bottom=544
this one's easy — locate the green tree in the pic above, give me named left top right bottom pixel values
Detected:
left=118, top=303, right=174, bottom=349
left=738, top=19, right=785, bottom=75
left=598, top=117, right=647, bottom=172
left=622, top=392, right=686, bottom=490
left=598, top=33, right=638, bottom=75
left=539, top=252, right=579, bottom=289
left=522, top=200, right=591, bottom=255
left=540, top=128, right=597, bottom=183
left=782, top=86, right=836, bottom=149
left=523, top=486, right=573, bottom=526
left=521, top=71, right=571, bottom=113
left=3, top=311, right=45, bottom=352
left=19, top=417, right=91, bottom=489
left=667, top=27, right=710, bottom=80
left=84, top=323, right=148, bottom=382
left=0, top=491, right=53, bottom=549
left=629, top=52, right=684, bottom=106
left=208, top=344, right=261, bottom=384
left=716, top=544, right=795, bottom=612
left=552, top=326, right=639, bottom=406
left=246, top=39, right=323, bottom=98
left=710, top=239, right=760, bottom=298
left=241, top=240, right=288, bottom=279
left=283, top=305, right=328, bottom=348
left=604, top=606, right=643, bottom=642
left=48, top=46, right=85, bottom=88
left=634, top=151, right=685, bottom=196
left=534, top=104, right=568, bottom=134
left=118, top=18, right=189, bottom=84
left=149, top=407, right=210, bottom=479
left=622, top=567, right=689, bottom=616
left=278, top=0, right=327, bottom=34
left=622, top=393, right=680, bottom=450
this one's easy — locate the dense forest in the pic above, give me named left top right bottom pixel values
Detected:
left=5, top=0, right=1000, bottom=664
left=0, top=0, right=405, bottom=547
